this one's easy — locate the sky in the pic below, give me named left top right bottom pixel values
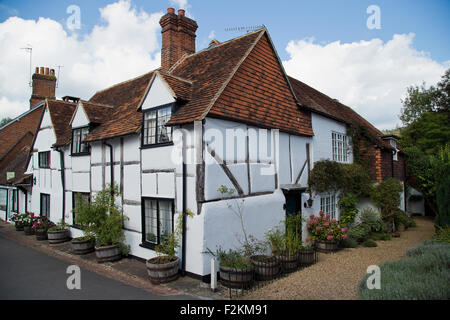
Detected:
left=0, top=0, right=449, bottom=130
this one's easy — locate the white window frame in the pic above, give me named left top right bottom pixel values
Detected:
left=320, top=193, right=337, bottom=220
left=332, top=132, right=349, bottom=163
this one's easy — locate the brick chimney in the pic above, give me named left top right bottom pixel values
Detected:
left=159, top=8, right=198, bottom=72
left=30, top=66, right=56, bottom=108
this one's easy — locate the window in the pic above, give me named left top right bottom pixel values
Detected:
left=72, top=192, right=90, bottom=227
left=12, top=189, right=18, bottom=213
left=390, top=139, right=398, bottom=161
left=40, top=193, right=50, bottom=217
left=0, top=189, right=7, bottom=211
left=320, top=194, right=337, bottom=220
left=332, top=132, right=348, bottom=163
left=142, top=198, right=174, bottom=247
left=142, top=105, right=173, bottom=146
left=72, top=126, right=90, bottom=155
left=38, top=151, right=50, bottom=168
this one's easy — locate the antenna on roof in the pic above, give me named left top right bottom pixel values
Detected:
left=20, top=44, right=33, bottom=87
left=224, top=25, right=264, bottom=33
left=56, top=65, right=64, bottom=88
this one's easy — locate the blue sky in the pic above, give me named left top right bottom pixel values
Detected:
left=1, top=0, right=449, bottom=62
left=0, top=0, right=448, bottom=129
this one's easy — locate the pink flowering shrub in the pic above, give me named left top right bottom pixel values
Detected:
left=32, top=215, right=55, bottom=231
left=306, top=211, right=348, bottom=242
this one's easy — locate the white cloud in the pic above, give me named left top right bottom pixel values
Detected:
left=0, top=0, right=162, bottom=120
left=208, top=30, right=216, bottom=40
left=283, top=33, right=447, bottom=129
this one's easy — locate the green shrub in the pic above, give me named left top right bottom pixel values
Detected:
left=308, top=160, right=344, bottom=193
left=338, top=192, right=359, bottom=227
left=359, top=241, right=450, bottom=299
left=434, top=227, right=450, bottom=243
left=359, top=207, right=386, bottom=232
left=394, top=211, right=410, bottom=230
left=341, top=163, right=373, bottom=198
left=371, top=178, right=403, bottom=225
left=370, top=232, right=392, bottom=241
left=362, top=239, right=377, bottom=247
left=339, top=237, right=358, bottom=248
left=348, top=224, right=371, bottom=243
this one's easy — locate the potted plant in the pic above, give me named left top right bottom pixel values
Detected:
left=213, top=247, right=254, bottom=289
left=71, top=193, right=95, bottom=254
left=298, top=242, right=316, bottom=266
left=11, top=213, right=26, bottom=231
left=32, top=216, right=55, bottom=241
left=47, top=219, right=70, bottom=244
left=146, top=210, right=193, bottom=284
left=306, top=211, right=348, bottom=253
left=22, top=212, right=36, bottom=235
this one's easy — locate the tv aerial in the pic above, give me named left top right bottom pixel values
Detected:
left=20, top=44, right=33, bottom=87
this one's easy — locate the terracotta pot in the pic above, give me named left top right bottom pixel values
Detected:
left=35, top=228, right=47, bottom=241
left=71, top=237, right=95, bottom=254
left=276, top=253, right=299, bottom=273
left=219, top=265, right=254, bottom=289
left=146, top=256, right=179, bottom=284
left=95, top=244, right=121, bottom=263
left=47, top=229, right=69, bottom=244
left=316, top=240, right=338, bottom=253
left=250, top=255, right=280, bottom=281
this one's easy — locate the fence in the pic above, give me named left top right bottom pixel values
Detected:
left=219, top=249, right=318, bottom=299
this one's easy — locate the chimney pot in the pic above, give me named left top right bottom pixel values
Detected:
left=45, top=67, right=49, bottom=75
left=40, top=67, right=44, bottom=74
left=50, top=69, right=55, bottom=76
left=178, top=9, right=185, bottom=16
left=167, top=8, right=175, bottom=14
left=35, top=67, right=39, bottom=74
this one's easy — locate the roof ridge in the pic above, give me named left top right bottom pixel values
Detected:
left=90, top=69, right=158, bottom=99
left=80, top=100, right=115, bottom=108
left=158, top=71, right=193, bottom=85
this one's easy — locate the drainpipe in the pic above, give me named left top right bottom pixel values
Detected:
left=103, top=141, right=114, bottom=196
left=56, top=148, right=66, bottom=223
left=181, top=128, right=187, bottom=277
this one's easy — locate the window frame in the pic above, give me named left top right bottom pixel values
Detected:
left=71, top=126, right=91, bottom=156
left=320, top=193, right=337, bottom=220
left=331, top=131, right=349, bottom=163
left=12, top=189, right=18, bottom=213
left=140, top=197, right=175, bottom=250
left=38, top=151, right=51, bottom=168
left=40, top=193, right=50, bottom=217
left=72, top=192, right=91, bottom=228
left=141, top=103, right=174, bottom=149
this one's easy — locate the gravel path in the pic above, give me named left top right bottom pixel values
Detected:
left=244, top=216, right=435, bottom=300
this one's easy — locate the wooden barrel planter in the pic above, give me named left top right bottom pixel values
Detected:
left=47, top=229, right=69, bottom=244
left=219, top=265, right=254, bottom=289
left=276, top=254, right=299, bottom=273
left=15, top=224, right=24, bottom=231
left=35, top=229, right=47, bottom=241
left=23, top=225, right=34, bottom=235
left=298, top=249, right=315, bottom=266
left=316, top=240, right=338, bottom=253
left=71, top=237, right=95, bottom=254
left=250, top=255, right=280, bottom=281
left=146, top=256, right=179, bottom=284
left=95, top=244, right=122, bottom=263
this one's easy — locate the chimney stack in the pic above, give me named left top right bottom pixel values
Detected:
left=159, top=7, right=198, bottom=72
left=29, top=66, right=56, bottom=109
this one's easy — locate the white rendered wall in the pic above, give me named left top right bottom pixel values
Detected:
left=141, top=74, right=175, bottom=110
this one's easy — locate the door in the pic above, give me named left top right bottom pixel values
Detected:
left=283, top=190, right=303, bottom=239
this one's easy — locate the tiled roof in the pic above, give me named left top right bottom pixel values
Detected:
left=47, top=99, right=77, bottom=147
left=288, top=76, right=394, bottom=150
left=79, top=101, right=115, bottom=125
left=157, top=71, right=192, bottom=102
left=85, top=71, right=155, bottom=142
left=0, top=142, right=32, bottom=185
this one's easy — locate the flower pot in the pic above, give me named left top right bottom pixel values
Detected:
left=276, top=254, right=299, bottom=273
left=250, top=255, right=280, bottom=281
left=15, top=224, right=24, bottom=231
left=298, top=249, right=315, bottom=266
left=316, top=240, right=338, bottom=253
left=219, top=265, right=254, bottom=289
left=23, top=225, right=34, bottom=235
left=47, top=229, right=69, bottom=244
left=71, top=237, right=95, bottom=255
left=146, top=256, right=179, bottom=284
left=35, top=228, right=47, bottom=241
left=95, top=244, right=121, bottom=263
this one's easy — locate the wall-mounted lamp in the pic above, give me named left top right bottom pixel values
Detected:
left=304, top=198, right=313, bottom=208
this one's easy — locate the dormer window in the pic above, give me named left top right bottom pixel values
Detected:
left=390, top=139, right=398, bottom=161
left=142, top=104, right=173, bottom=147
left=72, top=126, right=90, bottom=155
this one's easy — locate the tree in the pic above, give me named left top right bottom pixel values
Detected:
left=400, top=69, right=449, bottom=126
left=0, top=117, right=12, bottom=127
